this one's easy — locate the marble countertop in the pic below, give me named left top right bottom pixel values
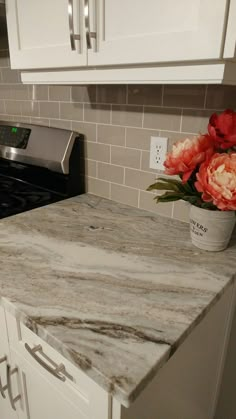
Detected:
left=0, top=194, right=236, bottom=407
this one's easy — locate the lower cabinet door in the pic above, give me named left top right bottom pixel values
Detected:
left=9, top=350, right=94, bottom=419
left=0, top=345, right=18, bottom=419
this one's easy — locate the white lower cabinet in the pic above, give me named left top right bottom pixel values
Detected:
left=0, top=305, right=18, bottom=419
left=10, top=349, right=97, bottom=419
left=1, top=282, right=236, bottom=419
left=113, top=283, right=235, bottom=419
left=0, top=345, right=18, bottom=419
left=4, top=310, right=110, bottom=419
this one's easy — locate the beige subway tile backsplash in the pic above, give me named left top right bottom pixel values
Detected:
left=139, top=190, right=173, bottom=218
left=22, top=100, right=40, bottom=117
left=72, top=121, right=96, bottom=141
left=0, top=100, right=5, bottom=113
left=110, top=184, right=139, bottom=207
left=5, top=84, right=28, bottom=100
left=85, top=142, right=110, bottom=163
left=111, top=146, right=141, bottom=169
left=128, top=85, right=162, bottom=106
left=0, top=84, right=12, bottom=99
left=84, top=160, right=97, bottom=178
left=39, top=101, right=59, bottom=119
left=205, top=85, right=236, bottom=110
left=86, top=177, right=110, bottom=199
left=50, top=119, right=71, bottom=130
left=97, top=85, right=126, bottom=104
left=49, top=86, right=71, bottom=101
left=163, top=85, right=206, bottom=108
left=112, top=105, right=143, bottom=127
left=97, top=124, right=125, bottom=146
left=126, top=127, right=159, bottom=150
left=5, top=100, right=21, bottom=115
left=98, top=162, right=124, bottom=184
left=181, top=109, right=212, bottom=134
left=71, top=85, right=96, bottom=103
left=125, top=168, right=156, bottom=191
left=84, top=103, right=111, bottom=124
left=31, top=117, right=49, bottom=126
left=60, top=102, right=83, bottom=121
left=144, top=107, right=181, bottom=131
left=1, top=56, right=235, bottom=223
left=1, top=68, right=19, bottom=83
left=28, top=85, right=49, bottom=101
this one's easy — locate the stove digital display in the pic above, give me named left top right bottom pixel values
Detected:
left=0, top=125, right=31, bottom=149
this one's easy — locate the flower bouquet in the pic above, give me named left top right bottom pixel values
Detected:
left=147, top=109, right=236, bottom=251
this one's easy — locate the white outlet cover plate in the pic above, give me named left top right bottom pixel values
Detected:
left=149, top=136, right=168, bottom=170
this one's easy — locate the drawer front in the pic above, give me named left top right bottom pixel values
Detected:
left=5, top=310, right=110, bottom=419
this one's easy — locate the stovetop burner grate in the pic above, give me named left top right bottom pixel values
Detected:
left=0, top=175, right=62, bottom=219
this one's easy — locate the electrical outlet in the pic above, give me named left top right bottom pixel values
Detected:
left=149, top=136, right=168, bottom=170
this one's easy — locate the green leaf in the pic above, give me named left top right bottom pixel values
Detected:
left=200, top=202, right=218, bottom=210
left=154, top=191, right=184, bottom=203
left=157, top=177, right=186, bottom=192
left=147, top=181, right=180, bottom=192
left=182, top=195, right=200, bottom=205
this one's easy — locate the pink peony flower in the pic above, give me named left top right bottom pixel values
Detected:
left=164, top=135, right=215, bottom=183
left=208, top=109, right=236, bottom=149
left=195, top=153, right=236, bottom=210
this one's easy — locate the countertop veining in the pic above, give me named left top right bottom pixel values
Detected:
left=0, top=194, right=236, bottom=406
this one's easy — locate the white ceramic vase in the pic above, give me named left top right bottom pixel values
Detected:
left=189, top=205, right=236, bottom=252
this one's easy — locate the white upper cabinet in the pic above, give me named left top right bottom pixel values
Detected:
left=88, top=0, right=229, bottom=66
left=6, top=0, right=236, bottom=84
left=6, top=0, right=87, bottom=69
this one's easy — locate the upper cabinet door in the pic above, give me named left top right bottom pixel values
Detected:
left=6, top=0, right=87, bottom=69
left=88, top=0, right=229, bottom=66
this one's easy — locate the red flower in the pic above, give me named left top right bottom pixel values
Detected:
left=195, top=153, right=236, bottom=210
left=208, top=109, right=236, bottom=149
left=164, top=135, right=215, bottom=183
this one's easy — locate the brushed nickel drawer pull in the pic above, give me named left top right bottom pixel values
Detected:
left=84, top=0, right=96, bottom=49
left=25, top=343, right=66, bottom=382
left=0, top=356, right=7, bottom=399
left=68, top=0, right=81, bottom=50
left=7, top=365, right=21, bottom=411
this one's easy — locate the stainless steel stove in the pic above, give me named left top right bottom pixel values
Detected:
left=0, top=122, right=83, bottom=219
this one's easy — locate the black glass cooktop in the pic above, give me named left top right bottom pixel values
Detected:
left=0, top=174, right=62, bottom=219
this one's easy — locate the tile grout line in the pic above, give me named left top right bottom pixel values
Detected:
left=203, top=85, right=208, bottom=109
left=126, top=85, right=128, bottom=104
left=161, top=85, right=164, bottom=106
left=179, top=108, right=183, bottom=132
left=137, top=189, right=141, bottom=208
left=110, top=104, right=112, bottom=124
left=141, top=105, right=144, bottom=128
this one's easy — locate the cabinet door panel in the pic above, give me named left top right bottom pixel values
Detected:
left=10, top=349, right=100, bottom=419
left=0, top=304, right=18, bottom=419
left=0, top=351, right=18, bottom=419
left=88, top=0, right=228, bottom=66
left=6, top=0, right=87, bottom=69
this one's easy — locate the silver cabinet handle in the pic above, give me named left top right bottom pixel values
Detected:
left=84, top=0, right=96, bottom=49
left=7, top=365, right=21, bottom=411
left=25, top=343, right=66, bottom=382
left=68, top=0, right=81, bottom=50
left=0, top=356, right=7, bottom=399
